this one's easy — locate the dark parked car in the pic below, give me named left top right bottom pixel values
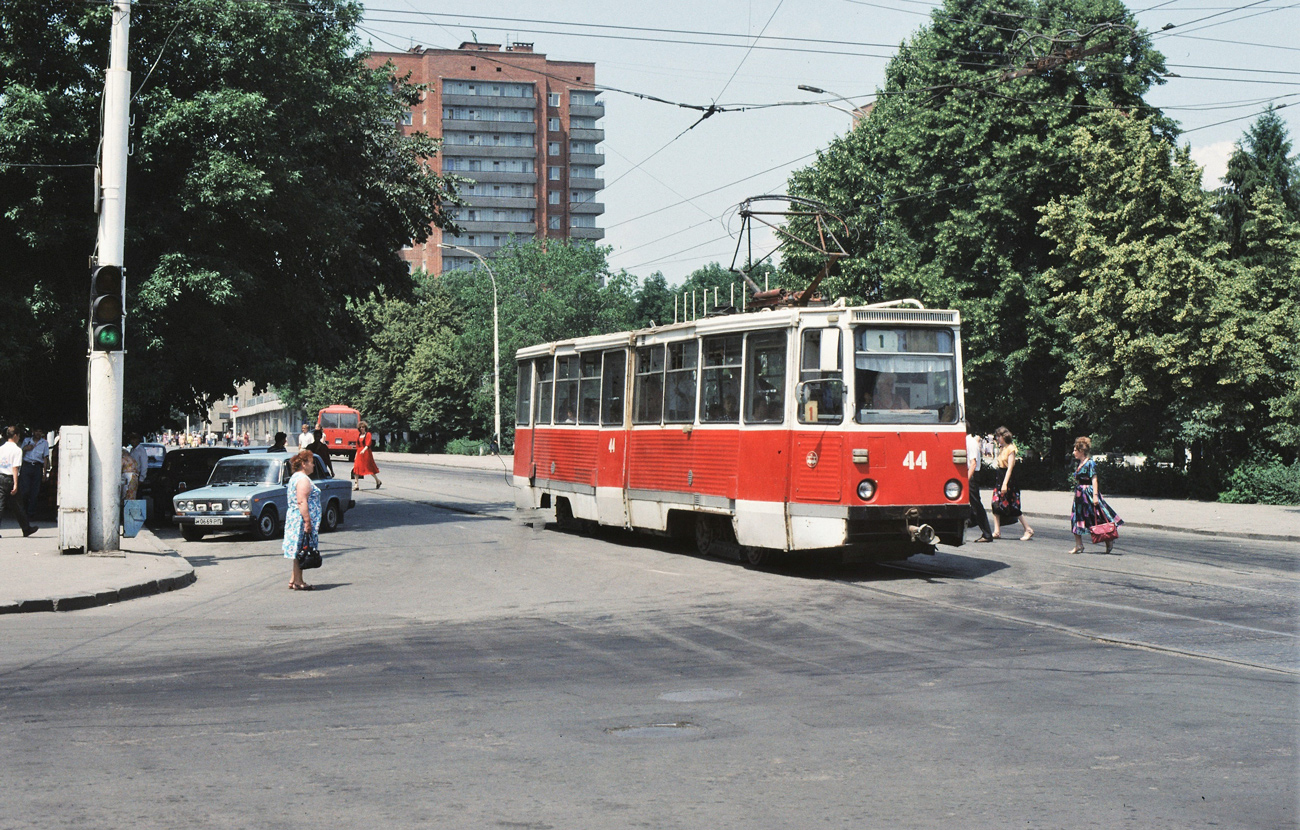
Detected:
left=147, top=447, right=247, bottom=526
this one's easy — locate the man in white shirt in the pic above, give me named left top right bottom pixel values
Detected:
left=19, top=428, right=49, bottom=516
left=297, top=423, right=313, bottom=451
left=967, top=432, right=994, bottom=542
left=0, top=426, right=36, bottom=537
left=128, top=434, right=150, bottom=487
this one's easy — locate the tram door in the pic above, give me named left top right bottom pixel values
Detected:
left=595, top=349, right=629, bottom=526
left=791, top=326, right=846, bottom=503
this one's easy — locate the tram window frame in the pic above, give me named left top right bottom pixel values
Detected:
left=533, top=357, right=553, bottom=425
left=554, top=355, right=580, bottom=424
left=797, top=327, right=845, bottom=425
left=853, top=327, right=959, bottom=425
left=600, top=350, right=627, bottom=426
left=663, top=340, right=699, bottom=423
left=578, top=352, right=602, bottom=425
left=745, top=331, right=787, bottom=424
left=515, top=361, right=532, bottom=426
left=700, top=334, right=742, bottom=423
left=632, top=345, right=665, bottom=424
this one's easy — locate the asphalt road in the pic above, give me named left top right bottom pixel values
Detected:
left=1, top=460, right=1295, bottom=829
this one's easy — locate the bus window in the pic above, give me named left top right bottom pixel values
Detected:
left=633, top=345, right=665, bottom=424
left=797, top=328, right=844, bottom=425
left=700, top=334, right=742, bottom=423
left=663, top=340, right=698, bottom=423
left=854, top=327, right=957, bottom=424
left=555, top=355, right=579, bottom=424
left=600, top=350, right=626, bottom=426
left=534, top=358, right=553, bottom=425
left=745, top=331, right=786, bottom=424
left=578, top=353, right=601, bottom=425
left=515, top=361, right=532, bottom=426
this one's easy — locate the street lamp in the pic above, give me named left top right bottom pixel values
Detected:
left=797, top=84, right=867, bottom=120
left=438, top=243, right=501, bottom=453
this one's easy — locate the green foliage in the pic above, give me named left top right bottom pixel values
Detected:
left=0, top=0, right=457, bottom=428
left=1216, top=107, right=1300, bottom=258
left=1219, top=454, right=1300, bottom=505
left=443, top=437, right=489, bottom=456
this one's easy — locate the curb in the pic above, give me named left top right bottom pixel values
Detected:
left=0, top=529, right=197, bottom=615
left=1021, top=512, right=1300, bottom=544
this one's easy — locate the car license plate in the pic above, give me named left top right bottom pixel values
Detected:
left=195, top=517, right=223, bottom=526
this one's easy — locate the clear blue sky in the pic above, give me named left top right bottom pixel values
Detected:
left=358, top=1, right=1300, bottom=284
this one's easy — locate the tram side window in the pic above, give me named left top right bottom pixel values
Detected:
left=515, top=361, right=532, bottom=426
left=600, top=350, right=626, bottom=426
left=700, top=334, right=742, bottom=423
left=633, top=345, right=665, bottom=424
left=534, top=358, right=553, bottom=425
left=745, top=331, right=787, bottom=424
left=797, top=328, right=844, bottom=425
left=554, top=356, right=579, bottom=424
left=578, top=352, right=601, bottom=425
left=663, top=340, right=698, bottom=423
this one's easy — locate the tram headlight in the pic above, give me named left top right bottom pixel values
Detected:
left=857, top=479, right=877, bottom=501
left=944, top=479, right=963, bottom=500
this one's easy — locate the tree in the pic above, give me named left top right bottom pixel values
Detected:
left=439, top=240, right=640, bottom=443
left=0, top=0, right=456, bottom=429
left=785, top=0, right=1170, bottom=444
left=1039, top=112, right=1256, bottom=471
left=1217, top=107, right=1300, bottom=257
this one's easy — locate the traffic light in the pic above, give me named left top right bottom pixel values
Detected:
left=90, top=264, right=124, bottom=351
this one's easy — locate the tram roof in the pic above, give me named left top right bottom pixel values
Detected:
left=514, top=300, right=960, bottom=360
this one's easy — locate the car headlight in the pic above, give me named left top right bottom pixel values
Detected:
left=857, top=479, right=877, bottom=501
left=945, top=479, right=963, bottom=500
left=196, top=503, right=207, bottom=512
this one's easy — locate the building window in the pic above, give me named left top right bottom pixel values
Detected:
left=400, top=111, right=413, bottom=126
left=548, top=142, right=560, bottom=156
left=548, top=191, right=561, bottom=205
left=570, top=215, right=597, bottom=228
left=548, top=216, right=561, bottom=230
left=548, top=92, right=561, bottom=107
left=548, top=166, right=562, bottom=181
left=570, top=141, right=597, bottom=155
left=548, top=117, right=561, bottom=131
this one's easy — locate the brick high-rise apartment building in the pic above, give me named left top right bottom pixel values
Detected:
left=369, top=42, right=605, bottom=274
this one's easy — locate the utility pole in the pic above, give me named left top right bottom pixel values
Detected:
left=88, top=0, right=131, bottom=554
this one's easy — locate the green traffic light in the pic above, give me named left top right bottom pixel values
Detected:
left=93, top=325, right=123, bottom=350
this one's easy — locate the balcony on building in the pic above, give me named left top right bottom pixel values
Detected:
left=442, top=93, right=536, bottom=109
left=451, top=170, right=536, bottom=184
left=569, top=152, right=605, bottom=167
left=569, top=127, right=604, bottom=142
left=458, top=195, right=536, bottom=210
left=569, top=102, right=604, bottom=119
left=568, top=176, right=604, bottom=190
left=442, top=119, right=536, bottom=134
left=569, top=200, right=604, bottom=215
left=442, top=144, right=537, bottom=159
left=455, top=220, right=538, bottom=235
left=569, top=227, right=605, bottom=240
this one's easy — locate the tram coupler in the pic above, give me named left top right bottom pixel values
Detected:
left=905, top=509, right=936, bottom=546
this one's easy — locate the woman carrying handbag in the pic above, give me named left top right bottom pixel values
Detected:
left=284, top=450, right=322, bottom=590
left=990, top=426, right=1035, bottom=541
left=1067, top=436, right=1123, bottom=554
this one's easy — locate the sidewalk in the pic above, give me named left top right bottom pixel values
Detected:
left=0, top=524, right=195, bottom=615
left=376, top=452, right=1300, bottom=543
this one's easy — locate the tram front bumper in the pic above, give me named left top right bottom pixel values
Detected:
left=843, top=504, right=971, bottom=547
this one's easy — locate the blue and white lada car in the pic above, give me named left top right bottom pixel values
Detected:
left=172, top=452, right=354, bottom=542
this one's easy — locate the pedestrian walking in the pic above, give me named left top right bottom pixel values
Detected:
left=283, top=450, right=321, bottom=591
left=0, top=426, right=37, bottom=537
left=966, top=431, right=994, bottom=542
left=19, top=428, right=49, bottom=517
left=351, top=420, right=381, bottom=490
left=990, top=425, right=1034, bottom=541
left=305, top=429, right=333, bottom=477
left=297, top=423, right=313, bottom=452
left=1067, top=436, right=1123, bottom=554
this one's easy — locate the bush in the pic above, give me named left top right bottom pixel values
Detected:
left=1219, top=455, right=1300, bottom=505
left=444, top=437, right=489, bottom=456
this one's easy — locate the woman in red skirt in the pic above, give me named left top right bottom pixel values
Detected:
left=352, top=420, right=381, bottom=490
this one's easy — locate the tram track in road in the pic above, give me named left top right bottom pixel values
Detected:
left=830, top=557, right=1299, bottom=676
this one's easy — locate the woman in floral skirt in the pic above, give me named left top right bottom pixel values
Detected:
left=1068, top=436, right=1123, bottom=554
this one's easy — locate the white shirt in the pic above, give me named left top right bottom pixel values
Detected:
left=297, top=431, right=313, bottom=450
left=0, top=441, right=23, bottom=477
left=966, top=434, right=982, bottom=472
left=22, top=438, right=49, bottom=465
left=130, top=444, right=150, bottom=479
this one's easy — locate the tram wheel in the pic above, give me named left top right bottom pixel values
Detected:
left=555, top=497, right=577, bottom=530
left=743, top=545, right=773, bottom=568
left=693, top=515, right=718, bottom=556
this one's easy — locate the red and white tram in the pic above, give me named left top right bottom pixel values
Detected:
left=512, top=299, right=972, bottom=564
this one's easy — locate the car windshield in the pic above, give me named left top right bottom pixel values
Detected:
left=853, top=327, right=959, bottom=424
left=208, top=459, right=280, bottom=486
left=320, top=412, right=358, bottom=430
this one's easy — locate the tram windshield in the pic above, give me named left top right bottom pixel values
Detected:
left=854, top=327, right=958, bottom=424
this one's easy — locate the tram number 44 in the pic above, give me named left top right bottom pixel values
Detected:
left=902, top=450, right=928, bottom=470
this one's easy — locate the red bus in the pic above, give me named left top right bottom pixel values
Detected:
left=316, top=405, right=361, bottom=460
left=512, top=299, right=971, bottom=565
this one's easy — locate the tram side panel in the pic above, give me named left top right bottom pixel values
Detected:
left=732, top=428, right=794, bottom=549
left=532, top=428, right=601, bottom=520
left=512, top=426, right=535, bottom=509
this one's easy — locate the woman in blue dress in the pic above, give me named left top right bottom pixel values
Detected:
left=283, top=450, right=322, bottom=590
left=1068, top=436, right=1122, bottom=554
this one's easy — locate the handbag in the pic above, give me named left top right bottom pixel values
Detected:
left=991, top=487, right=1020, bottom=516
left=1089, top=521, right=1119, bottom=544
left=295, top=534, right=322, bottom=570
